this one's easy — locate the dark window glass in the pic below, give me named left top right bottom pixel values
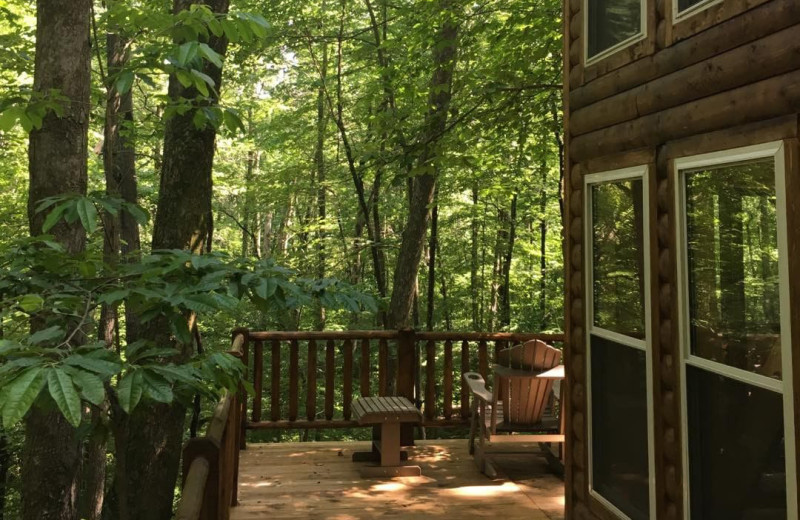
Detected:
left=587, top=0, right=642, bottom=59
left=678, top=0, right=710, bottom=13
left=590, top=335, right=650, bottom=519
left=687, top=365, right=787, bottom=517
left=684, top=159, right=782, bottom=379
left=592, top=179, right=646, bottom=337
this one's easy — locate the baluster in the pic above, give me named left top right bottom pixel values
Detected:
left=360, top=338, right=370, bottom=397
left=378, top=338, right=388, bottom=396
left=479, top=339, right=489, bottom=380
left=425, top=339, right=436, bottom=421
left=443, top=339, right=453, bottom=420
left=270, top=339, right=280, bottom=421
left=460, top=340, right=470, bottom=419
left=289, top=339, right=299, bottom=421
left=325, top=339, right=335, bottom=420
left=252, top=340, right=263, bottom=422
left=343, top=339, right=353, bottom=420
left=307, top=339, right=317, bottom=422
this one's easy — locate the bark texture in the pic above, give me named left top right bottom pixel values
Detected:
left=387, top=1, right=458, bottom=329
left=23, top=1, right=91, bottom=519
left=108, top=1, right=229, bottom=518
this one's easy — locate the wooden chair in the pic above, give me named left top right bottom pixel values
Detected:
left=463, top=340, right=565, bottom=478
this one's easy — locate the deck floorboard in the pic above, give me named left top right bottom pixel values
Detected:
left=232, top=439, right=564, bottom=519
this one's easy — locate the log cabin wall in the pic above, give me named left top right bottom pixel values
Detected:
left=562, top=0, right=800, bottom=518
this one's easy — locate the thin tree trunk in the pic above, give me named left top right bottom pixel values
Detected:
left=539, top=163, right=548, bottom=328
left=470, top=185, right=479, bottom=329
left=314, top=42, right=328, bottom=330
left=387, top=0, right=458, bottom=329
left=23, top=1, right=91, bottom=519
left=426, top=196, right=439, bottom=331
left=498, top=193, right=517, bottom=329
left=109, top=1, right=229, bottom=518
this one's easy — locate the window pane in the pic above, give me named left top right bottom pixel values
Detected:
left=592, top=179, right=645, bottom=337
left=687, top=365, right=787, bottom=517
left=587, top=0, right=642, bottom=59
left=684, top=158, right=782, bottom=378
left=590, top=335, right=650, bottom=519
left=678, top=0, right=709, bottom=13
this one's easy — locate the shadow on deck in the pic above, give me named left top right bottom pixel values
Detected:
left=232, top=439, right=564, bottom=519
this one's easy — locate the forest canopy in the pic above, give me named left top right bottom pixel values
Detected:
left=0, top=0, right=564, bottom=518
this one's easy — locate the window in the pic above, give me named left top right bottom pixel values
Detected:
left=585, top=167, right=655, bottom=520
left=674, top=0, right=721, bottom=19
left=585, top=0, right=645, bottom=63
left=676, top=143, right=798, bottom=519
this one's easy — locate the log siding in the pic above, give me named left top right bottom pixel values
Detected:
left=563, top=0, right=800, bottom=518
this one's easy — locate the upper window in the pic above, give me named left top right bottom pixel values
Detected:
left=585, top=0, right=645, bottom=63
left=675, top=0, right=720, bottom=19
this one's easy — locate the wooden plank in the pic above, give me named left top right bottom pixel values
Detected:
left=289, top=339, right=299, bottom=422
left=378, top=338, right=388, bottom=396
left=343, top=339, right=353, bottom=420
left=571, top=24, right=800, bottom=137
left=306, top=339, right=317, bottom=422
left=460, top=340, right=470, bottom=420
left=443, top=340, right=453, bottom=419
left=425, top=339, right=436, bottom=421
left=570, top=0, right=800, bottom=110
left=571, top=69, right=800, bottom=162
left=360, top=338, right=370, bottom=397
left=270, top=339, right=280, bottom=422
left=252, top=340, right=263, bottom=422
left=478, top=340, right=489, bottom=380
left=325, top=339, right=335, bottom=421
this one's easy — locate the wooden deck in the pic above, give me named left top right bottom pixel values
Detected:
left=232, top=439, right=564, bottom=519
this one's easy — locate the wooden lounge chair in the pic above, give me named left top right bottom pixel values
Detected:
left=463, top=339, right=565, bottom=478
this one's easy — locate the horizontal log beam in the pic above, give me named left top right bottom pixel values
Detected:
left=569, top=0, right=800, bottom=111
left=571, top=24, right=800, bottom=137
left=246, top=417, right=470, bottom=430
left=570, top=69, right=800, bottom=162
left=248, top=330, right=565, bottom=343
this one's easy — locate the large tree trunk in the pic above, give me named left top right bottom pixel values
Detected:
left=387, top=0, right=458, bottom=329
left=109, top=1, right=229, bottom=518
left=22, top=1, right=91, bottom=519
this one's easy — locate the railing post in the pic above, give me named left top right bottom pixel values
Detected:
left=396, top=328, right=416, bottom=445
left=182, top=437, right=221, bottom=520
left=231, top=328, right=249, bottom=450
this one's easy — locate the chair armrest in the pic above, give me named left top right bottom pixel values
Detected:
left=492, top=364, right=566, bottom=380
left=462, top=372, right=492, bottom=403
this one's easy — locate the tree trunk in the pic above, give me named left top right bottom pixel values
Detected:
left=498, top=193, right=517, bottom=329
left=387, top=0, right=458, bottom=329
left=470, top=186, right=479, bottom=329
left=538, top=163, right=548, bottom=329
left=426, top=197, right=439, bottom=330
left=109, top=1, right=229, bottom=518
left=314, top=42, right=328, bottom=330
left=23, top=0, right=91, bottom=518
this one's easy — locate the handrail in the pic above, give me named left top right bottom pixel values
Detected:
left=176, top=330, right=248, bottom=520
left=243, top=329, right=564, bottom=431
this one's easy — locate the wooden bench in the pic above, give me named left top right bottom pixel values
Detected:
left=351, top=397, right=423, bottom=477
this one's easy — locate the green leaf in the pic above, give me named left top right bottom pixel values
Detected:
left=176, top=69, right=194, bottom=88
left=18, top=294, right=44, bottom=312
left=122, top=202, right=149, bottom=224
left=117, top=370, right=144, bottom=413
left=169, top=315, right=192, bottom=344
left=63, top=355, right=121, bottom=377
left=256, top=278, right=277, bottom=299
left=76, top=198, right=98, bottom=234
left=1, top=367, right=46, bottom=428
left=115, top=71, right=135, bottom=95
left=142, top=371, right=173, bottom=403
left=42, top=203, right=68, bottom=232
left=68, top=369, right=106, bottom=407
left=177, top=41, right=199, bottom=66
left=47, top=368, right=82, bottom=427
left=28, top=326, right=63, bottom=345
left=0, top=107, right=21, bottom=132
left=197, top=43, right=223, bottom=68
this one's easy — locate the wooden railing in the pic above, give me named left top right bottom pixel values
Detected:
left=240, top=330, right=565, bottom=431
left=176, top=332, right=247, bottom=520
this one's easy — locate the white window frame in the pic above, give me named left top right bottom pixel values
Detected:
left=673, top=0, right=723, bottom=23
left=584, top=0, right=648, bottom=66
left=674, top=141, right=798, bottom=519
left=584, top=165, right=657, bottom=520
